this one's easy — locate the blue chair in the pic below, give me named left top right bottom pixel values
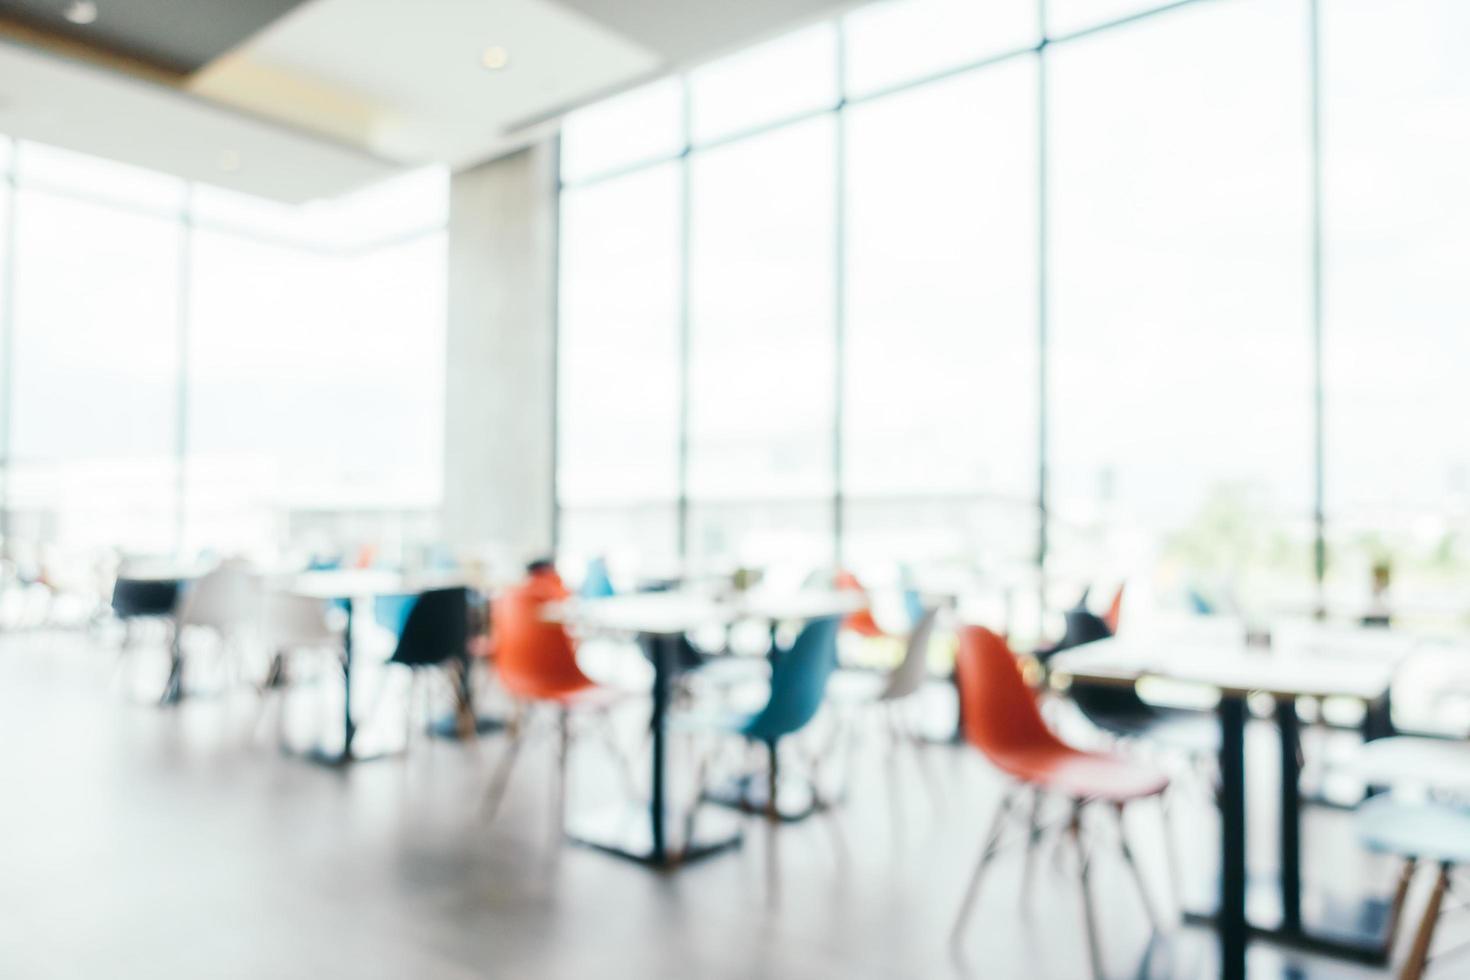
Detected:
left=903, top=588, right=927, bottom=630
left=698, top=615, right=843, bottom=820
left=1356, top=795, right=1470, bottom=980
left=579, top=557, right=615, bottom=599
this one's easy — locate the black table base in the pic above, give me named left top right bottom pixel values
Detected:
left=566, top=804, right=743, bottom=868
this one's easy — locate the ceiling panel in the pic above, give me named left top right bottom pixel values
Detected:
left=0, top=38, right=397, bottom=202
left=0, top=0, right=309, bottom=73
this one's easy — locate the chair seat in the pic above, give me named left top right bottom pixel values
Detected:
left=990, top=746, right=1169, bottom=803
left=1357, top=795, right=1470, bottom=865
left=1086, top=704, right=1219, bottom=753
left=1349, top=736, right=1470, bottom=794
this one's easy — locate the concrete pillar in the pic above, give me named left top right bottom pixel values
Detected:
left=442, top=142, right=558, bottom=566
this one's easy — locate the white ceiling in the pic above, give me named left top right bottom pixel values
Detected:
left=190, top=0, right=663, bottom=171
left=0, top=37, right=397, bottom=203
left=0, top=0, right=853, bottom=202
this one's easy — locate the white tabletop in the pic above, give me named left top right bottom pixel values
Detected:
left=283, top=569, right=466, bottom=601
left=544, top=588, right=863, bottom=636
left=1050, top=635, right=1397, bottom=701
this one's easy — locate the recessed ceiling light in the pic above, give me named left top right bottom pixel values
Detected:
left=480, top=46, right=509, bottom=71
left=63, top=1, right=99, bottom=25
left=217, top=149, right=241, bottom=173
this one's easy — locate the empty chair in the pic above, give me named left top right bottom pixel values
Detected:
left=481, top=571, right=626, bottom=827
left=1356, top=796, right=1470, bottom=980
left=259, top=590, right=344, bottom=689
left=835, top=570, right=885, bottom=638
left=693, top=615, right=843, bottom=820
left=1047, top=601, right=1216, bottom=753
left=387, top=587, right=473, bottom=745
left=579, top=556, right=615, bottom=599
left=951, top=626, right=1173, bottom=979
left=166, top=560, right=261, bottom=702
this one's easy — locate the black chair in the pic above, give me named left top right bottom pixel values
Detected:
left=389, top=587, right=474, bottom=743
left=111, top=577, right=182, bottom=622
left=1050, top=602, right=1215, bottom=752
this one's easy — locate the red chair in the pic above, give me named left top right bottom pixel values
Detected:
left=1101, top=583, right=1125, bottom=634
left=481, top=570, right=626, bottom=826
left=951, top=625, right=1173, bottom=978
left=835, top=570, right=885, bottom=639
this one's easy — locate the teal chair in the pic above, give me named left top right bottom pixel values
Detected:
left=580, top=557, right=615, bottom=599
left=1356, top=795, right=1470, bottom=980
left=698, top=615, right=842, bottom=820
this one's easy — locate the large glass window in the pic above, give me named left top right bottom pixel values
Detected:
left=1321, top=0, right=1470, bottom=621
left=689, top=25, right=839, bottom=144
left=9, top=190, right=182, bottom=554
left=687, top=117, right=836, bottom=570
left=557, top=164, right=682, bottom=575
left=843, top=59, right=1039, bottom=570
left=1048, top=0, right=1313, bottom=611
left=843, top=0, right=1038, bottom=97
left=560, top=80, right=684, bottom=183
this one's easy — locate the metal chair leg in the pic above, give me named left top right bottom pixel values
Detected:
left=1021, top=788, right=1045, bottom=905
left=482, top=705, right=527, bottom=822
left=1113, top=802, right=1163, bottom=931
left=1070, top=802, right=1105, bottom=980
left=951, top=786, right=1019, bottom=942
left=1158, top=788, right=1184, bottom=921
left=1401, top=863, right=1451, bottom=980
left=553, top=706, right=571, bottom=834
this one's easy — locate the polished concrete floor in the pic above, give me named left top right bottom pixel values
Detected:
left=0, top=629, right=1447, bottom=979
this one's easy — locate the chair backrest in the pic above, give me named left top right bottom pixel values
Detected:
left=491, top=580, right=594, bottom=700
left=743, top=615, right=843, bottom=744
left=262, top=591, right=340, bottom=650
left=880, top=606, right=939, bottom=701
left=835, top=570, right=884, bottom=638
left=177, top=562, right=261, bottom=631
left=955, top=626, right=1066, bottom=761
left=389, top=587, right=469, bottom=667
left=111, top=577, right=181, bottom=619
left=903, top=588, right=927, bottom=630
left=373, top=593, right=418, bottom=637
left=580, top=557, right=615, bottom=599
left=1102, top=583, right=1126, bottom=634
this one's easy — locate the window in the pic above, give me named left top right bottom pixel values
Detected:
left=9, top=190, right=182, bottom=553
left=1047, top=0, right=1313, bottom=610
left=843, top=0, right=1037, bottom=97
left=557, top=164, right=682, bottom=575
left=686, top=117, right=836, bottom=569
left=689, top=25, right=839, bottom=144
left=560, top=79, right=684, bottom=183
left=1045, top=0, right=1178, bottom=38
left=843, top=59, right=1039, bottom=568
left=1321, top=0, right=1470, bottom=620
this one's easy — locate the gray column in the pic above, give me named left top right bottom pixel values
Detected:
left=442, top=141, right=558, bottom=564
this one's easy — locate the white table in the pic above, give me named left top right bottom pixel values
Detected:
left=1050, top=634, right=1405, bottom=980
left=543, top=589, right=860, bottom=868
left=283, top=570, right=466, bottom=765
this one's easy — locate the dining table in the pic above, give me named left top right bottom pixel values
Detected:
left=543, top=587, right=863, bottom=868
left=1049, top=627, right=1416, bottom=980
left=283, top=569, right=468, bottom=766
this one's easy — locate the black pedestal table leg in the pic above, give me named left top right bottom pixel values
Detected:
left=1276, top=697, right=1302, bottom=934
left=160, top=627, right=185, bottom=706
left=341, top=599, right=356, bottom=760
left=649, top=632, right=671, bottom=864
left=1219, top=695, right=1248, bottom=980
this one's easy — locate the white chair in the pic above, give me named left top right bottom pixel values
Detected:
left=168, top=560, right=262, bottom=698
